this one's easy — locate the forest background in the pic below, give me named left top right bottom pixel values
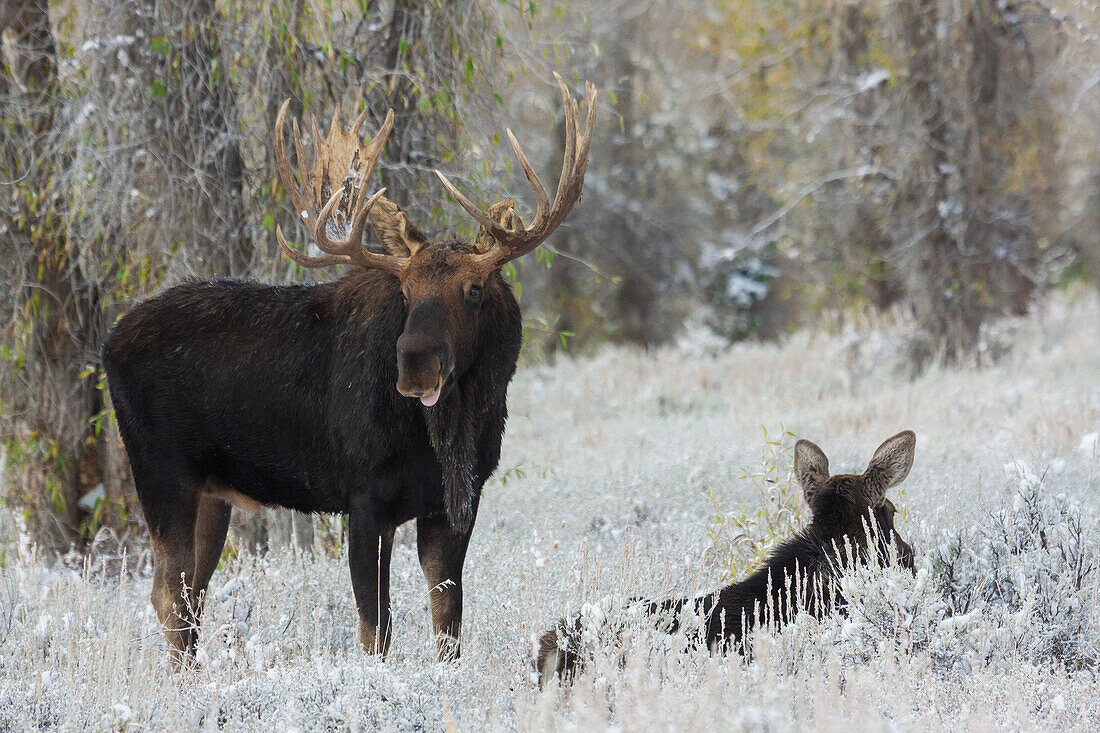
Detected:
left=2, top=0, right=1098, bottom=551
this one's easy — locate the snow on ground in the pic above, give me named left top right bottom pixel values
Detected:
left=1, top=290, right=1098, bottom=731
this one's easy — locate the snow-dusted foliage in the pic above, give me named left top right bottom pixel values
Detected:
left=928, top=467, right=1098, bottom=669
left=0, top=292, right=1097, bottom=730
left=808, top=467, right=1098, bottom=681
left=694, top=241, right=779, bottom=341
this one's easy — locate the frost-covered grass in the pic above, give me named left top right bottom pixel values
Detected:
left=1, top=291, right=1098, bottom=731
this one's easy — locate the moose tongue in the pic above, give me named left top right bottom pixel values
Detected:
left=420, top=390, right=441, bottom=407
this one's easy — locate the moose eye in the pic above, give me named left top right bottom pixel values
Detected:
left=466, top=285, right=483, bottom=302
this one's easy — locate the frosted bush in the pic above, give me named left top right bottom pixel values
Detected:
left=812, top=465, right=1098, bottom=676
left=704, top=427, right=807, bottom=581
left=928, top=464, right=1098, bottom=669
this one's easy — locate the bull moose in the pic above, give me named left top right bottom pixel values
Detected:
left=103, top=74, right=596, bottom=664
left=536, top=431, right=917, bottom=683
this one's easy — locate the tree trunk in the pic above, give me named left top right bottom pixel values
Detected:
left=899, top=0, right=984, bottom=364
left=1, top=0, right=255, bottom=551
left=1, top=0, right=91, bottom=551
left=374, top=0, right=426, bottom=207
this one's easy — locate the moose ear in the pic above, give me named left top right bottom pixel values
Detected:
left=793, top=439, right=830, bottom=506
left=370, top=196, right=428, bottom=257
left=473, top=199, right=524, bottom=255
left=863, top=430, right=916, bottom=502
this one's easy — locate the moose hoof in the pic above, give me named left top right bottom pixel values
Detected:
left=358, top=624, right=391, bottom=657
left=435, top=634, right=461, bottom=662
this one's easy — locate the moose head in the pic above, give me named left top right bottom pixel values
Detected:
left=793, top=430, right=916, bottom=569
left=274, top=74, right=596, bottom=406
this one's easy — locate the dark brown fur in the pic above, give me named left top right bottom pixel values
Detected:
left=104, top=233, right=522, bottom=665
left=106, top=78, right=595, bottom=667
left=536, top=431, right=917, bottom=684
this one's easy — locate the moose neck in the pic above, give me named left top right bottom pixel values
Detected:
left=330, top=266, right=522, bottom=533
left=424, top=271, right=522, bottom=532
left=738, top=528, right=836, bottom=615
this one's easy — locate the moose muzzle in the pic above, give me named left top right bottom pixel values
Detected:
left=396, top=304, right=453, bottom=407
left=895, top=535, right=915, bottom=571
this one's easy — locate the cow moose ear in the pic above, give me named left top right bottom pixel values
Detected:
left=473, top=200, right=524, bottom=255
left=793, top=439, right=830, bottom=506
left=863, top=430, right=916, bottom=504
left=370, top=196, right=428, bottom=257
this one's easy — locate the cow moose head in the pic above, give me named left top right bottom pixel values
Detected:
left=793, top=430, right=916, bottom=569
left=274, top=74, right=596, bottom=406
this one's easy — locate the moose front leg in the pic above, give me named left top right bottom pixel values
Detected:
left=416, top=511, right=477, bottom=660
left=348, top=507, right=396, bottom=655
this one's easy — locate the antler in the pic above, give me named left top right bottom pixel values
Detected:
left=434, top=73, right=597, bottom=269
left=274, top=98, right=404, bottom=273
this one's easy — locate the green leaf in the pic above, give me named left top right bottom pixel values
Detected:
left=150, top=36, right=171, bottom=55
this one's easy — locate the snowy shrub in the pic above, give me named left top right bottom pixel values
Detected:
left=928, top=463, right=1098, bottom=669
left=816, top=558, right=1012, bottom=675
left=695, top=241, right=778, bottom=340
left=812, top=464, right=1098, bottom=676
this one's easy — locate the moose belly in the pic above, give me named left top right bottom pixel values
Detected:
left=198, top=438, right=448, bottom=522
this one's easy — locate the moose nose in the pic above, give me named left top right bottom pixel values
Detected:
left=395, top=353, right=443, bottom=398
left=396, top=334, right=446, bottom=374
left=396, top=333, right=448, bottom=399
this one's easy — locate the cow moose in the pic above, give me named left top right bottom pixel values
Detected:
left=103, top=74, right=596, bottom=665
left=536, top=430, right=917, bottom=684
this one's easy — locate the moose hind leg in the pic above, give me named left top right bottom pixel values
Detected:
left=416, top=513, right=475, bottom=661
left=128, top=455, right=207, bottom=667
left=145, top=497, right=201, bottom=666
left=348, top=507, right=395, bottom=655
left=191, top=493, right=232, bottom=619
